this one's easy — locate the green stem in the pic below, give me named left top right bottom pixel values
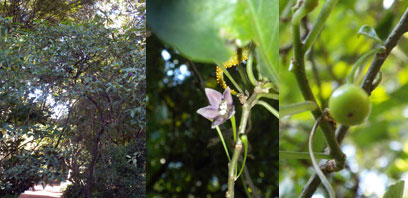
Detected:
left=256, top=62, right=263, bottom=81
left=303, top=0, right=339, bottom=51
left=231, top=115, right=237, bottom=143
left=279, top=151, right=331, bottom=160
left=308, top=114, right=335, bottom=198
left=291, top=11, right=345, bottom=165
left=256, top=93, right=279, bottom=100
left=291, top=3, right=309, bottom=26
left=215, top=126, right=231, bottom=161
left=261, top=82, right=279, bottom=93
left=346, top=48, right=382, bottom=84
left=238, top=64, right=250, bottom=89
left=217, top=63, right=243, bottom=93
left=227, top=91, right=259, bottom=198
left=257, top=100, right=279, bottom=119
left=246, top=46, right=257, bottom=86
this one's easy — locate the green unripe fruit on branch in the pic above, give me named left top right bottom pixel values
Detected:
left=328, top=84, right=370, bottom=126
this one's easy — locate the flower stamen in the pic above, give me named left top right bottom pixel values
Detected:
left=218, top=100, right=228, bottom=116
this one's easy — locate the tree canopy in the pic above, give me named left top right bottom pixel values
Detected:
left=0, top=0, right=146, bottom=197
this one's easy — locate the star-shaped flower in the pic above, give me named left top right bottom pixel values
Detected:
left=197, top=87, right=235, bottom=128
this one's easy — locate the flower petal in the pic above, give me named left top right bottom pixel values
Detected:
left=211, top=116, right=226, bottom=128
left=197, top=106, right=219, bottom=120
left=205, top=88, right=223, bottom=107
left=223, top=87, right=233, bottom=105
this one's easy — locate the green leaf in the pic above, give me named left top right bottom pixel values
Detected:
left=383, top=181, right=404, bottom=198
left=358, top=25, right=384, bottom=45
left=147, top=0, right=236, bottom=63
left=148, top=0, right=280, bottom=88
left=280, top=101, right=318, bottom=117
left=235, top=0, right=279, bottom=87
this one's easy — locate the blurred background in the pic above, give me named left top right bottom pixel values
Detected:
left=146, top=33, right=279, bottom=197
left=279, top=0, right=408, bottom=197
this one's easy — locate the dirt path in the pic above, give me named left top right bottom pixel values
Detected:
left=19, top=184, right=63, bottom=198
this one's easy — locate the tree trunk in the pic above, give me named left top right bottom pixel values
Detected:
left=86, top=129, right=103, bottom=198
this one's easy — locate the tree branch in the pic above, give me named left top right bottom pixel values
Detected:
left=300, top=7, right=408, bottom=198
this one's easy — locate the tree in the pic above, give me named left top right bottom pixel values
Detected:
left=0, top=0, right=146, bottom=197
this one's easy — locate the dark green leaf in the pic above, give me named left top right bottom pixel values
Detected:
left=148, top=0, right=236, bottom=63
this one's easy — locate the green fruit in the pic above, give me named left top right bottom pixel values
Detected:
left=328, top=84, right=370, bottom=126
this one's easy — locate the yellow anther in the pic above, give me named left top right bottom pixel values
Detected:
left=216, top=48, right=249, bottom=95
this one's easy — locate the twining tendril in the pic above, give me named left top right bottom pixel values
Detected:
left=216, top=48, right=249, bottom=95
left=309, top=110, right=336, bottom=198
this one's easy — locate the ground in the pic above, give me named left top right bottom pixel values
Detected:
left=19, top=184, right=62, bottom=198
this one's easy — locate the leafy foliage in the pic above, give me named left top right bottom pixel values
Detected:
left=0, top=0, right=95, bottom=27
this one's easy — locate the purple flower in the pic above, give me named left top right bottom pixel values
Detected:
left=129, top=72, right=133, bottom=77
left=197, top=87, right=235, bottom=128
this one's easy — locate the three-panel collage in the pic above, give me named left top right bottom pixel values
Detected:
left=1, top=0, right=408, bottom=198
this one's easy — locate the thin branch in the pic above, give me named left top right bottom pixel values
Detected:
left=54, top=100, right=77, bottom=149
left=300, top=7, right=408, bottom=198
left=303, top=0, right=339, bottom=51
left=188, top=60, right=205, bottom=92
left=243, top=165, right=259, bottom=198
left=361, top=9, right=408, bottom=94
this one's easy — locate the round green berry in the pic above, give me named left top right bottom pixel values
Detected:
left=328, top=84, right=370, bottom=126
